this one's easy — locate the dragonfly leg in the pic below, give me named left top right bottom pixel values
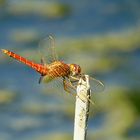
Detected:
left=67, top=78, right=77, bottom=90
left=38, top=75, right=44, bottom=84
left=70, top=76, right=79, bottom=81
left=63, top=78, right=76, bottom=93
left=63, top=78, right=71, bottom=93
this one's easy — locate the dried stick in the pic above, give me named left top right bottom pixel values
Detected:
left=73, top=75, right=91, bottom=140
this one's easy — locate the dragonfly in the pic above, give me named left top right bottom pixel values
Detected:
left=1, top=36, right=104, bottom=96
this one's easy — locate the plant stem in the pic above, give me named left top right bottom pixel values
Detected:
left=73, top=75, right=91, bottom=140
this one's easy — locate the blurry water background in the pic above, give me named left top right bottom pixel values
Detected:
left=0, top=0, right=140, bottom=140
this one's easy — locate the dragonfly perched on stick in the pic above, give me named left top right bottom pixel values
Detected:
left=1, top=36, right=104, bottom=95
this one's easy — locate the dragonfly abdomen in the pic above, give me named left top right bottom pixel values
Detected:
left=1, top=49, right=47, bottom=75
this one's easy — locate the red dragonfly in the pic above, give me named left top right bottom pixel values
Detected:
left=1, top=36, right=104, bottom=94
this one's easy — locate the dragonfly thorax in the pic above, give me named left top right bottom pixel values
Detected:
left=69, top=64, right=81, bottom=76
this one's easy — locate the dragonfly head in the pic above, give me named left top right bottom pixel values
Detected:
left=69, top=64, right=81, bottom=76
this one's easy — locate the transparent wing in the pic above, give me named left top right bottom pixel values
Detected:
left=41, top=76, right=76, bottom=103
left=41, top=77, right=64, bottom=95
left=38, top=35, right=58, bottom=64
left=89, top=76, right=105, bottom=93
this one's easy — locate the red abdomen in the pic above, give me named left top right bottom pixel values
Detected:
left=2, top=49, right=47, bottom=75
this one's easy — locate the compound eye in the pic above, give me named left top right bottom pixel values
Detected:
left=69, top=64, right=81, bottom=76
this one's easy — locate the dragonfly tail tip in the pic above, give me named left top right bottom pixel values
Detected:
left=1, top=49, right=8, bottom=54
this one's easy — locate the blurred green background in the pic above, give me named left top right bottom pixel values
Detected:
left=0, top=0, right=140, bottom=140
